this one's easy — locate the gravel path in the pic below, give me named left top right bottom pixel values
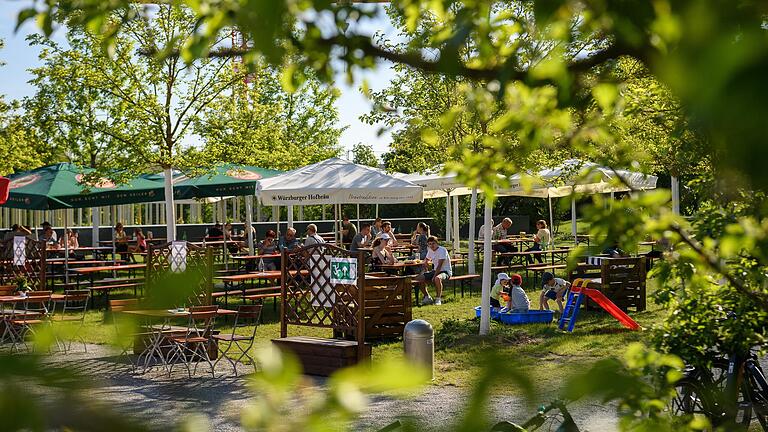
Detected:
left=32, top=344, right=620, bottom=431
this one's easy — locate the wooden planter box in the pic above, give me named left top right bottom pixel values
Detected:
left=272, top=336, right=371, bottom=376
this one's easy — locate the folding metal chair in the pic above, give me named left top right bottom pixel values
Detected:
left=8, top=291, right=52, bottom=353
left=166, top=306, right=218, bottom=378
left=213, top=304, right=262, bottom=376
left=51, top=290, right=90, bottom=353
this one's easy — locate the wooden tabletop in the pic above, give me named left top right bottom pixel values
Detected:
left=216, top=271, right=282, bottom=282
left=498, top=249, right=572, bottom=256
left=230, top=254, right=280, bottom=261
left=121, top=308, right=236, bottom=318
left=70, top=263, right=146, bottom=274
left=378, top=261, right=424, bottom=269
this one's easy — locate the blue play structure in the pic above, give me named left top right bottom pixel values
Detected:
left=474, top=307, right=554, bottom=325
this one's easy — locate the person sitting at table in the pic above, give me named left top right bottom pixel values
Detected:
left=370, top=235, right=397, bottom=272
left=279, top=227, right=300, bottom=252
left=349, top=223, right=371, bottom=252
left=478, top=219, right=494, bottom=240
left=370, top=217, right=383, bottom=237
left=304, top=224, right=326, bottom=247
left=256, top=230, right=280, bottom=270
left=416, top=236, right=452, bottom=306
left=59, top=228, right=80, bottom=251
left=207, top=222, right=224, bottom=239
left=114, top=222, right=130, bottom=262
left=127, top=228, right=147, bottom=261
left=2, top=224, right=32, bottom=245
left=411, top=222, right=430, bottom=260
left=224, top=222, right=248, bottom=254
left=340, top=215, right=358, bottom=247
left=377, top=221, right=398, bottom=246
left=525, top=220, right=551, bottom=264
left=41, top=221, right=58, bottom=244
left=492, top=218, right=515, bottom=266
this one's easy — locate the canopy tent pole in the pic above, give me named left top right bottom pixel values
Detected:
left=445, top=191, right=452, bottom=244
left=571, top=196, right=577, bottom=240
left=163, top=167, right=177, bottom=241
left=468, top=188, right=477, bottom=274
left=375, top=204, right=379, bottom=218
left=221, top=196, right=228, bottom=271
left=671, top=175, right=680, bottom=215
left=64, top=210, right=69, bottom=286
left=356, top=204, right=360, bottom=228
left=256, top=199, right=261, bottom=222
left=322, top=205, right=326, bottom=221
left=92, top=207, right=100, bottom=248
left=334, top=204, right=340, bottom=245
left=273, top=205, right=279, bottom=236
left=452, top=194, right=460, bottom=253
left=287, top=205, right=294, bottom=228
left=480, top=196, right=494, bottom=336
left=245, top=196, right=255, bottom=255
left=610, top=192, right=615, bottom=210
left=110, top=205, right=117, bottom=279
left=548, top=195, right=555, bottom=249
left=298, top=205, right=303, bottom=221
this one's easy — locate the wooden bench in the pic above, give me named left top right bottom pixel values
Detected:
left=88, top=278, right=145, bottom=307
left=527, top=264, right=567, bottom=286
left=211, top=285, right=280, bottom=305
left=450, top=273, right=480, bottom=297
left=272, top=336, right=371, bottom=376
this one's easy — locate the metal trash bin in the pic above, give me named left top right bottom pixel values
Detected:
left=404, top=319, right=434, bottom=380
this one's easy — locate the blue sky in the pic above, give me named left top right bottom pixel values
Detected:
left=0, top=2, right=396, bottom=158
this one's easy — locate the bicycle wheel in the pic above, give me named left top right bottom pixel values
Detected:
left=709, top=359, right=753, bottom=429
left=671, top=376, right=710, bottom=416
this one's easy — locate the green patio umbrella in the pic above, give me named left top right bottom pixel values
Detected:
left=3, top=163, right=165, bottom=210
left=1, top=163, right=165, bottom=285
left=171, top=164, right=282, bottom=259
left=173, top=164, right=281, bottom=199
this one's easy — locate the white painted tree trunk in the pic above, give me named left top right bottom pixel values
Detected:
left=164, top=167, right=177, bottom=241
left=480, top=198, right=494, bottom=336
left=571, top=197, right=577, bottom=238
left=468, top=188, right=477, bottom=273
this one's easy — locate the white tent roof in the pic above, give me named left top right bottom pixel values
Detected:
left=256, top=158, right=423, bottom=205
left=500, top=159, right=658, bottom=198
left=395, top=168, right=472, bottom=199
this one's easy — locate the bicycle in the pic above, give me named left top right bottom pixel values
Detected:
left=672, top=348, right=768, bottom=430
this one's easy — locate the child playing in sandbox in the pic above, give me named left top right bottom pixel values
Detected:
left=499, top=273, right=530, bottom=313
left=490, top=273, right=512, bottom=307
left=539, top=271, right=571, bottom=313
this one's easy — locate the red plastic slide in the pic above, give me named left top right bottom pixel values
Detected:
left=583, top=288, right=640, bottom=330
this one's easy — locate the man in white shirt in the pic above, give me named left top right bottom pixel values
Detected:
left=416, top=236, right=452, bottom=306
left=303, top=224, right=325, bottom=247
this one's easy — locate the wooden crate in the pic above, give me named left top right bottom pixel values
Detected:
left=335, top=276, right=411, bottom=341
left=272, top=336, right=371, bottom=376
left=569, top=257, right=647, bottom=312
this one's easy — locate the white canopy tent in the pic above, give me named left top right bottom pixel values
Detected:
left=257, top=158, right=424, bottom=242
left=396, top=169, right=467, bottom=255
left=500, top=160, right=659, bottom=239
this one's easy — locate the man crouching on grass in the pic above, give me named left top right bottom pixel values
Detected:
left=416, top=236, right=452, bottom=306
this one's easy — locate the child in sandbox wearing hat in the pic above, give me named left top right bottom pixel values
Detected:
left=499, top=273, right=530, bottom=313
left=539, top=272, right=571, bottom=313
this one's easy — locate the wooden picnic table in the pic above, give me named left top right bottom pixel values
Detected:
left=70, top=263, right=146, bottom=275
